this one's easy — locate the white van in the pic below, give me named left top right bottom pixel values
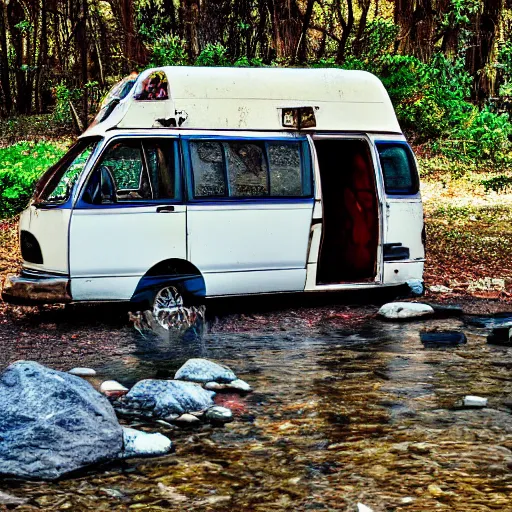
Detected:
left=2, top=66, right=424, bottom=326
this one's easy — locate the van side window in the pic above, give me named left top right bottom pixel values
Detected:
left=82, top=139, right=176, bottom=204
left=226, top=142, right=268, bottom=196
left=190, top=141, right=227, bottom=197
left=268, top=142, right=302, bottom=196
left=188, top=139, right=311, bottom=199
left=376, top=142, right=419, bottom=195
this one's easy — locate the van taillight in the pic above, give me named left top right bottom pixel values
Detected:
left=20, top=231, right=43, bottom=264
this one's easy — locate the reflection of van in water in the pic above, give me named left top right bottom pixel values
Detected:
left=2, top=66, right=424, bottom=327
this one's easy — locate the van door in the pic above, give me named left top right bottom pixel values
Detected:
left=18, top=139, right=99, bottom=274
left=308, top=135, right=383, bottom=289
left=69, top=137, right=186, bottom=301
left=183, top=136, right=314, bottom=296
left=372, top=137, right=425, bottom=285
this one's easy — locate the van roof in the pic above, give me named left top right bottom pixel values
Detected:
left=82, top=66, right=402, bottom=136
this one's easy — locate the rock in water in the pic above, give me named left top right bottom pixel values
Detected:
left=68, top=367, right=96, bottom=377
left=0, top=361, right=123, bottom=480
left=100, top=380, right=129, bottom=398
left=463, top=395, right=488, bottom=408
left=124, top=380, right=215, bottom=418
left=205, top=406, right=233, bottom=424
left=175, top=358, right=237, bottom=383
left=420, top=331, right=467, bottom=347
left=122, top=427, right=172, bottom=457
left=378, top=302, right=434, bottom=320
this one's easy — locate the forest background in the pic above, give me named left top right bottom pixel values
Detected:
left=1, top=0, right=512, bottom=295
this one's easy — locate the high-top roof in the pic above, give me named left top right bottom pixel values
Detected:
left=82, top=66, right=402, bottom=136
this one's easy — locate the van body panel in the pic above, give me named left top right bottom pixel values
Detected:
left=71, top=276, right=141, bottom=301
left=187, top=201, right=313, bottom=274
left=19, top=206, right=71, bottom=274
left=204, top=269, right=307, bottom=296
left=69, top=205, right=186, bottom=278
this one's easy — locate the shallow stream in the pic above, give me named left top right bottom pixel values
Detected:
left=1, top=302, right=512, bottom=511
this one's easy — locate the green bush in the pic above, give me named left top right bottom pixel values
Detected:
left=0, top=141, right=66, bottom=218
left=195, top=43, right=229, bottom=66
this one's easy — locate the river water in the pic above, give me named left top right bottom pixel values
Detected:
left=1, top=302, right=512, bottom=511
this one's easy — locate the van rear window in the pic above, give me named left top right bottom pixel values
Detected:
left=376, top=142, right=419, bottom=195
left=189, top=139, right=311, bottom=199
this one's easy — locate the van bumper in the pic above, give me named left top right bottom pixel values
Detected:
left=2, top=269, right=71, bottom=305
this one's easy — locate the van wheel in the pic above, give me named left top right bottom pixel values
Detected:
left=152, top=285, right=187, bottom=330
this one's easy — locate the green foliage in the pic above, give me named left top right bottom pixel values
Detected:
left=195, top=43, right=229, bottom=67
left=53, top=84, right=81, bottom=125
left=0, top=141, right=66, bottom=218
left=357, top=19, right=399, bottom=60
left=150, top=35, right=187, bottom=66
left=140, top=24, right=188, bottom=67
left=481, top=175, right=512, bottom=193
left=233, top=56, right=264, bottom=67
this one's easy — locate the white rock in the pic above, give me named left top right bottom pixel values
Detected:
left=463, top=395, right=488, bottom=407
left=401, top=497, right=415, bottom=504
left=429, top=285, right=453, bottom=294
left=229, top=379, right=253, bottom=392
left=175, top=413, right=201, bottom=424
left=204, top=381, right=226, bottom=391
left=122, top=427, right=172, bottom=457
left=378, top=302, right=434, bottom=320
left=205, top=406, right=233, bottom=424
left=357, top=504, right=374, bottom=512
left=68, top=367, right=96, bottom=377
left=100, top=380, right=129, bottom=397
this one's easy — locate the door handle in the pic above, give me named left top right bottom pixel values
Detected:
left=156, top=205, right=175, bottom=213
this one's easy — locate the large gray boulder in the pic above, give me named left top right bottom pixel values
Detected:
left=175, top=358, right=237, bottom=383
left=123, top=379, right=215, bottom=418
left=0, top=361, right=123, bottom=480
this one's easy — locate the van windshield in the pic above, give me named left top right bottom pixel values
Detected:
left=33, top=138, right=101, bottom=206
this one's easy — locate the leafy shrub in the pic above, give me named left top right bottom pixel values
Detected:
left=233, top=56, right=264, bottom=67
left=195, top=43, right=229, bottom=66
left=0, top=141, right=66, bottom=218
left=148, top=34, right=188, bottom=67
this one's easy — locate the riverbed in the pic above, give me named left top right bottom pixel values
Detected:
left=0, top=298, right=512, bottom=511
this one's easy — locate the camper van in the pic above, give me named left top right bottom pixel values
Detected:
left=2, top=66, right=424, bottom=327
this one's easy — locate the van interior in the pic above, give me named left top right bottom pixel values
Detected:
left=314, top=139, right=379, bottom=284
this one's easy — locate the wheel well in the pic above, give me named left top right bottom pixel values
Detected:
left=130, top=259, right=206, bottom=307
left=145, top=259, right=202, bottom=278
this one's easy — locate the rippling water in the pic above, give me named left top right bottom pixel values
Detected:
left=2, top=305, right=512, bottom=511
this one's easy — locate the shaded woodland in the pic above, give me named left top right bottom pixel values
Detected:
left=0, top=1, right=510, bottom=118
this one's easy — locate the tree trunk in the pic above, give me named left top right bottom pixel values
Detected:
left=297, top=0, right=315, bottom=64
left=335, top=0, right=354, bottom=65
left=0, top=0, right=12, bottom=114
left=467, top=0, right=503, bottom=101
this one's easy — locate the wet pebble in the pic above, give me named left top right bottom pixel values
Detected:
left=68, top=367, right=96, bottom=377
left=175, top=413, right=201, bottom=425
left=463, top=395, right=488, bottom=407
left=206, top=406, right=233, bottom=424
left=122, top=427, right=172, bottom=457
left=100, top=380, right=129, bottom=398
left=175, top=358, right=237, bottom=383
left=204, top=378, right=252, bottom=393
